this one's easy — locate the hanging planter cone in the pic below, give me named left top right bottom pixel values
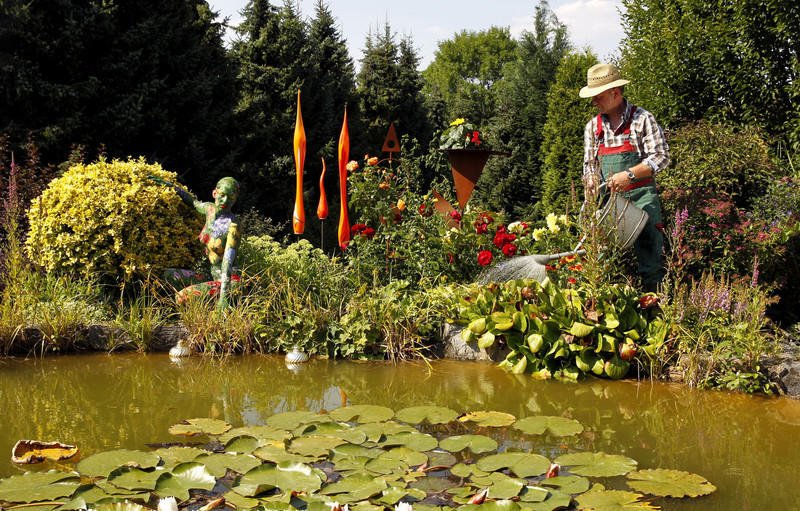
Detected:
left=12, top=439, right=79, bottom=464
left=443, top=149, right=509, bottom=209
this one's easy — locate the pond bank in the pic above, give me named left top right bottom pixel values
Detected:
left=8, top=322, right=800, bottom=399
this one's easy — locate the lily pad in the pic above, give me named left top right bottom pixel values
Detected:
left=380, top=447, right=429, bottom=467
left=364, top=457, right=409, bottom=476
left=473, top=474, right=526, bottom=500
left=68, top=484, right=149, bottom=505
left=555, top=452, right=637, bottom=477
left=514, top=416, right=584, bottom=437
left=476, top=452, right=552, bottom=478
left=373, top=486, right=426, bottom=506
left=289, top=436, right=347, bottom=458
left=540, top=475, right=590, bottom=495
left=266, top=410, right=332, bottom=430
left=380, top=431, right=438, bottom=452
left=458, top=411, right=517, bottom=428
left=330, top=443, right=382, bottom=460
left=518, top=485, right=549, bottom=503
left=409, top=474, right=458, bottom=493
left=357, top=421, right=416, bottom=442
left=451, top=463, right=490, bottom=479
left=439, top=434, right=499, bottom=454
left=295, top=421, right=368, bottom=445
left=525, top=488, right=573, bottom=511
left=225, top=435, right=263, bottom=454
left=395, top=406, right=459, bottom=425
left=153, top=472, right=190, bottom=501
left=193, top=452, right=262, bottom=477
left=330, top=405, right=395, bottom=423
left=77, top=449, right=161, bottom=478
left=235, top=461, right=325, bottom=497
left=626, top=469, right=716, bottom=498
left=168, top=418, right=231, bottom=437
left=319, top=473, right=389, bottom=500
left=426, top=450, right=458, bottom=468
left=253, top=444, right=315, bottom=465
left=94, top=504, right=152, bottom=511
left=574, top=489, right=658, bottom=510
left=0, top=470, right=80, bottom=503
left=220, top=425, right=290, bottom=444
left=459, top=500, right=522, bottom=511
left=107, top=466, right=163, bottom=490
left=151, top=446, right=208, bottom=468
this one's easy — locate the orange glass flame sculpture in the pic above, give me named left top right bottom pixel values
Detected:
left=317, top=158, right=328, bottom=219
left=337, top=109, right=350, bottom=249
left=292, top=90, right=306, bottom=234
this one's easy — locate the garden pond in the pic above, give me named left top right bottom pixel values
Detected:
left=0, top=353, right=798, bottom=510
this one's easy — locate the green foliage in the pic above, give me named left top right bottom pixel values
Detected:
left=477, top=0, right=570, bottom=220
left=659, top=271, right=778, bottom=393
left=454, top=279, right=666, bottom=381
left=659, top=122, right=789, bottom=281
left=438, top=119, right=489, bottom=150
left=0, top=0, right=237, bottom=188
left=422, top=27, right=517, bottom=129
left=539, top=50, right=598, bottom=214
left=619, top=0, right=800, bottom=151
left=26, top=158, right=204, bottom=282
left=356, top=21, right=432, bottom=154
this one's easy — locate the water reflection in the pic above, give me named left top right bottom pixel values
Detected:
left=0, top=354, right=798, bottom=510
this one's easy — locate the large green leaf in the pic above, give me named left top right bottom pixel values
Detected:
left=235, top=461, right=325, bottom=497
left=380, top=431, right=438, bottom=451
left=225, top=435, right=263, bottom=454
left=170, top=462, right=216, bottom=491
left=357, top=421, right=416, bottom=443
left=67, top=484, right=149, bottom=505
left=94, top=504, right=152, bottom=511
left=459, top=500, right=522, bottom=511
left=77, top=449, right=161, bottom=478
left=364, top=457, right=409, bottom=476
left=193, top=452, right=261, bottom=478
left=288, top=436, right=346, bottom=458
left=330, top=444, right=382, bottom=460
left=151, top=446, right=207, bottom=468
left=330, top=405, right=394, bottom=423
left=513, top=416, right=584, bottom=437
left=395, top=406, right=459, bottom=425
left=219, top=425, right=290, bottom=444
left=439, top=434, right=499, bottom=454
left=457, top=411, right=516, bottom=427
left=525, top=488, right=573, bottom=511
left=451, top=463, right=490, bottom=479
left=540, top=475, right=590, bottom=495
left=555, top=452, right=637, bottom=477
left=168, top=418, right=231, bottom=437
left=380, top=447, right=429, bottom=467
left=518, top=485, right=549, bottom=503
left=476, top=452, right=551, bottom=478
left=107, top=466, right=163, bottom=491
left=295, top=421, right=368, bottom=444
left=373, top=486, right=426, bottom=506
left=153, top=472, right=190, bottom=501
left=319, top=473, right=389, bottom=500
left=266, top=410, right=332, bottom=430
left=0, top=470, right=80, bottom=503
left=253, top=444, right=316, bottom=465
left=574, top=489, right=658, bottom=510
left=626, top=469, right=716, bottom=498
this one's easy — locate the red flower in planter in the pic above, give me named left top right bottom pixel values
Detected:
left=502, top=243, right=518, bottom=257
left=478, top=250, right=493, bottom=266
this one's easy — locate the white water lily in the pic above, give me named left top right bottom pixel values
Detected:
left=330, top=503, right=350, bottom=511
left=395, top=502, right=414, bottom=511
left=157, top=497, right=178, bottom=511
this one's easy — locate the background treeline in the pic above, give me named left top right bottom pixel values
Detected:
left=2, top=0, right=799, bottom=236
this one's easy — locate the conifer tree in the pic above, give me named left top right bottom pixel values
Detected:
left=0, top=0, right=237, bottom=188
left=539, top=51, right=598, bottom=215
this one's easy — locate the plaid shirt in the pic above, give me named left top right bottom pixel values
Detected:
left=583, top=99, right=670, bottom=177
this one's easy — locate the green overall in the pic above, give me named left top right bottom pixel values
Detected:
left=597, top=108, right=666, bottom=290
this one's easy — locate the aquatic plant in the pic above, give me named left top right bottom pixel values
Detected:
left=0, top=405, right=715, bottom=509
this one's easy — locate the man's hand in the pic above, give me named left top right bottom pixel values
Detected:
left=607, top=171, right=633, bottom=193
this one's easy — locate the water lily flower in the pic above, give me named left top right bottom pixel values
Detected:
left=157, top=497, right=179, bottom=511
left=395, top=503, right=413, bottom=511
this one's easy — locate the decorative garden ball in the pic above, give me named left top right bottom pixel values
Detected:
left=169, top=340, right=192, bottom=359
left=285, top=345, right=309, bottom=364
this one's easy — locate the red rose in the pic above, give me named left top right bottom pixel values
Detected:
left=478, top=250, right=493, bottom=266
left=351, top=224, right=367, bottom=235
left=475, top=223, right=488, bottom=234
left=502, top=243, right=518, bottom=257
left=362, top=227, right=375, bottom=239
left=419, top=204, right=434, bottom=217
left=449, top=210, right=462, bottom=222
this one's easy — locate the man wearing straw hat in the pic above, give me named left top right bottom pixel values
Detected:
left=580, top=62, right=670, bottom=293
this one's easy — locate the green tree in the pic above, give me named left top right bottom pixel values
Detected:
left=231, top=0, right=312, bottom=221
left=422, top=27, right=517, bottom=129
left=356, top=21, right=430, bottom=155
left=474, top=0, right=569, bottom=219
left=0, top=0, right=237, bottom=189
left=619, top=0, right=800, bottom=151
left=539, top=50, right=598, bottom=214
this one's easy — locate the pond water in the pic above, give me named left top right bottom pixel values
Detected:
left=1, top=353, right=799, bottom=510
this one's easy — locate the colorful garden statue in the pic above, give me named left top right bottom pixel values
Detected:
left=149, top=176, right=242, bottom=311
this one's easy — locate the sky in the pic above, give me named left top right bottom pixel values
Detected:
left=207, top=0, right=626, bottom=70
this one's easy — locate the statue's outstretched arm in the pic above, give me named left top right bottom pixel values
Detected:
left=148, top=175, right=202, bottom=212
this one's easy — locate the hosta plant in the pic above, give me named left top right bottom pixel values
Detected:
left=454, top=279, right=666, bottom=380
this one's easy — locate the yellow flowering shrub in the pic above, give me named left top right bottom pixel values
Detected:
left=26, top=158, right=204, bottom=281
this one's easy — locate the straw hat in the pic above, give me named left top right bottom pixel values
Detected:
left=579, top=63, right=630, bottom=98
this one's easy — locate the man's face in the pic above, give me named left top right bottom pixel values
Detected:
left=592, top=88, right=623, bottom=115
